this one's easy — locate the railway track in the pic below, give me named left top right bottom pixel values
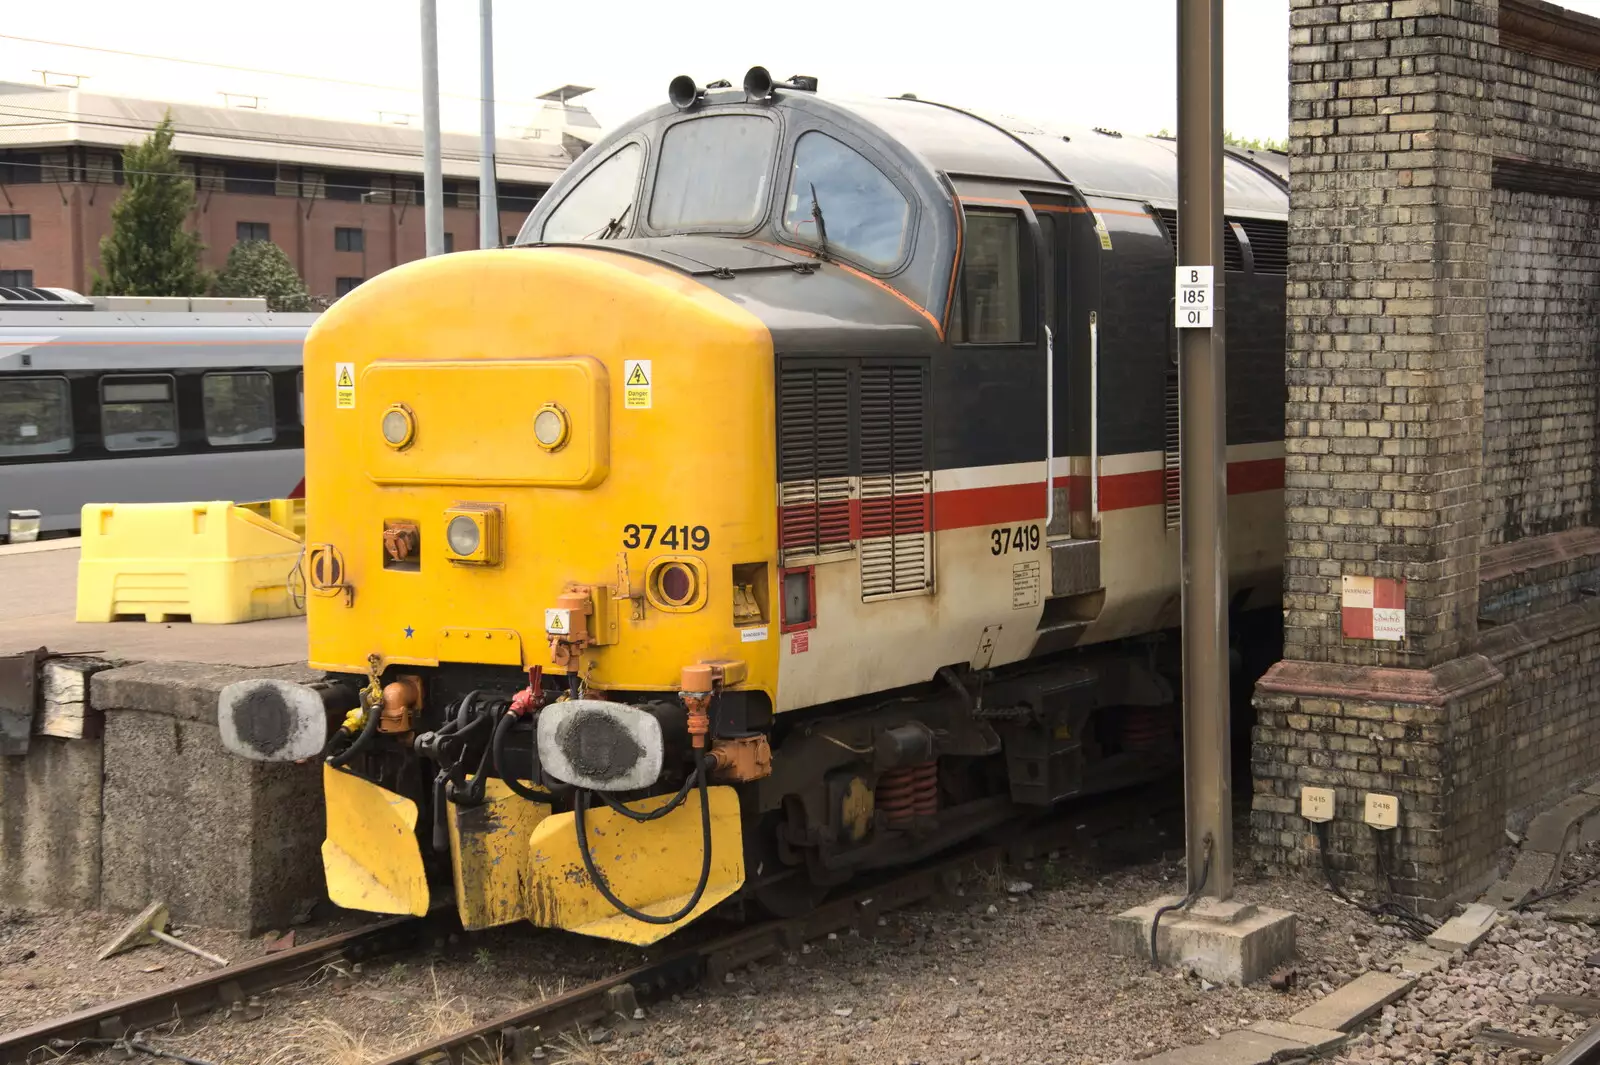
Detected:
left=378, top=793, right=1178, bottom=1065
left=0, top=915, right=434, bottom=1065
left=1, top=786, right=1180, bottom=1065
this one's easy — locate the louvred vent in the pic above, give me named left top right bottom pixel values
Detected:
left=778, top=366, right=852, bottom=559
left=1237, top=217, right=1288, bottom=273
left=858, top=364, right=932, bottom=599
left=1152, top=207, right=1245, bottom=272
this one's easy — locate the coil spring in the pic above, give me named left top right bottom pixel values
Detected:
left=1120, top=707, right=1171, bottom=751
left=876, top=760, right=939, bottom=828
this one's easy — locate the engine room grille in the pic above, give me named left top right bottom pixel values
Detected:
left=778, top=366, right=853, bottom=560
left=1163, top=368, right=1181, bottom=529
left=1152, top=208, right=1244, bottom=273
left=858, top=364, right=932, bottom=599
left=1236, top=218, right=1288, bottom=274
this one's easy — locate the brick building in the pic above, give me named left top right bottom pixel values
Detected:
left=0, top=82, right=594, bottom=297
left=1252, top=0, right=1600, bottom=913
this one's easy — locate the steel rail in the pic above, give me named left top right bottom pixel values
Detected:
left=378, top=793, right=1180, bottom=1065
left=0, top=914, right=430, bottom=1064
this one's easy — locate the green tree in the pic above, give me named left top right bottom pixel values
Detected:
left=214, top=240, right=314, bottom=312
left=1153, top=128, right=1289, bottom=154
left=94, top=114, right=209, bottom=297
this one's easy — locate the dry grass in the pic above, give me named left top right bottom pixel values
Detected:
left=262, top=965, right=502, bottom=1065
left=546, top=1028, right=614, bottom=1065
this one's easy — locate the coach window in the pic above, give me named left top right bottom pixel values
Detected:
left=541, top=142, right=644, bottom=242
left=649, top=115, right=776, bottom=232
left=202, top=372, right=277, bottom=446
left=949, top=210, right=1024, bottom=344
left=101, top=375, right=178, bottom=452
left=0, top=377, right=72, bottom=457
left=782, top=132, right=910, bottom=270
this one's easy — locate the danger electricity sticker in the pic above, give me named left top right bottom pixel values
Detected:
left=623, top=359, right=652, bottom=410
left=335, top=362, right=356, bottom=409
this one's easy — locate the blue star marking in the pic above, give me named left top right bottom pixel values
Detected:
left=403, top=625, right=415, bottom=638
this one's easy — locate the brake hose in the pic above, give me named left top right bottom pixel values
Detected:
left=573, top=757, right=715, bottom=925
left=491, top=710, right=547, bottom=802
left=325, top=691, right=382, bottom=767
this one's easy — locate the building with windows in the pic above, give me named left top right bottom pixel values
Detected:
left=0, top=82, right=600, bottom=297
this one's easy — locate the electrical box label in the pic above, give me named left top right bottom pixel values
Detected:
left=335, top=362, right=356, bottom=409
left=1175, top=266, right=1214, bottom=329
left=623, top=359, right=652, bottom=409
left=1011, top=560, right=1041, bottom=609
left=544, top=608, right=571, bottom=636
left=1301, top=786, right=1335, bottom=823
left=1365, top=792, right=1399, bottom=830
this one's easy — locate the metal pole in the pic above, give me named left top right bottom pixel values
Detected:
left=420, top=0, right=445, bottom=257
left=1176, top=0, right=1232, bottom=900
left=477, top=0, right=499, bottom=248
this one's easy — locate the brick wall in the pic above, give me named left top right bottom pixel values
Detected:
left=1480, top=600, right=1600, bottom=820
left=1284, top=0, right=1496, bottom=670
left=0, top=182, right=535, bottom=296
left=1484, top=192, right=1600, bottom=546
left=1257, top=0, right=1600, bottom=911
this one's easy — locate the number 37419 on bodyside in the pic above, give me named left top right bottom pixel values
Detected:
left=990, top=524, right=1040, bottom=556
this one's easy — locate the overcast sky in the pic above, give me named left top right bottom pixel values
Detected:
left=7, top=0, right=1600, bottom=144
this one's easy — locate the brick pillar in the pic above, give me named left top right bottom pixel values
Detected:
left=1253, top=0, right=1508, bottom=913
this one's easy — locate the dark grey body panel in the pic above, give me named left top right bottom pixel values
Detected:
left=513, top=86, right=1289, bottom=471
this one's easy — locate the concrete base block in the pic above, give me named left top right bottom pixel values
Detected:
left=1395, top=945, right=1452, bottom=975
left=1290, top=971, right=1415, bottom=1031
left=1110, top=895, right=1297, bottom=986
left=1248, top=1020, right=1346, bottom=1053
left=96, top=661, right=325, bottom=933
left=1426, top=902, right=1498, bottom=952
left=1135, top=1028, right=1307, bottom=1065
left=0, top=734, right=103, bottom=909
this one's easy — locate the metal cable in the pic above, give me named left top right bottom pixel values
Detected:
left=1150, top=834, right=1214, bottom=969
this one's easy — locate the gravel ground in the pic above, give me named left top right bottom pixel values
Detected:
left=1333, top=843, right=1600, bottom=1065
left=0, top=808, right=1445, bottom=1065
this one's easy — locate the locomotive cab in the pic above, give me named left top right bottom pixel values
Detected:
left=220, top=68, right=1289, bottom=946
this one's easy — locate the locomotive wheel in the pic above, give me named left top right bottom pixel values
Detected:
left=745, top=813, right=830, bottom=918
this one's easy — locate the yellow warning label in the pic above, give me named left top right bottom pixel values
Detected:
left=1094, top=215, right=1113, bottom=251
left=623, top=359, right=652, bottom=410
left=335, top=362, right=356, bottom=409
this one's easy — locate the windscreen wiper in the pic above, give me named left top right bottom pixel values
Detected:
left=808, top=182, right=830, bottom=261
left=598, top=202, right=632, bottom=240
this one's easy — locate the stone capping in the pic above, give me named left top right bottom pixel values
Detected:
left=1479, top=527, right=1600, bottom=586
left=1475, top=598, right=1600, bottom=666
left=1255, top=655, right=1503, bottom=708
left=1502, top=0, right=1600, bottom=71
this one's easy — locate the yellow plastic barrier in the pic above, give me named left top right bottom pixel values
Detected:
left=237, top=497, right=307, bottom=541
left=76, top=502, right=307, bottom=624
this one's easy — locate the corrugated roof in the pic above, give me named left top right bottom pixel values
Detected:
left=0, top=82, right=579, bottom=186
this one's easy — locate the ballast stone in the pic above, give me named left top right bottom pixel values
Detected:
left=1109, top=896, right=1297, bottom=985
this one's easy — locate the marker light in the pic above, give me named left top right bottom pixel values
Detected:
left=533, top=404, right=569, bottom=451
left=381, top=404, right=416, bottom=449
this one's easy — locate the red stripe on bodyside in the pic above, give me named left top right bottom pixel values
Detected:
left=778, top=455, right=1288, bottom=538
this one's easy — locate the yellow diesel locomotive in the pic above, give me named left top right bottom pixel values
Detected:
left=219, top=69, right=1291, bottom=945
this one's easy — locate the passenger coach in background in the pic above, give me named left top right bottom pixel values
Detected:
left=218, top=69, right=1290, bottom=947
left=0, top=287, right=317, bottom=541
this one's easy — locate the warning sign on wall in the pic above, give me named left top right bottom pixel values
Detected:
left=335, top=362, right=356, bottom=409
left=1341, top=575, right=1406, bottom=642
left=623, top=359, right=652, bottom=410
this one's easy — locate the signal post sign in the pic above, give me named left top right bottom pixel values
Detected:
left=1175, top=266, right=1214, bottom=328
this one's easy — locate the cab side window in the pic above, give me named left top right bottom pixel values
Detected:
left=950, top=209, right=1024, bottom=344
left=540, top=143, right=644, bottom=242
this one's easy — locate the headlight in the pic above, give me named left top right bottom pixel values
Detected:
left=533, top=404, right=569, bottom=451
left=446, top=515, right=481, bottom=557
left=381, top=404, right=415, bottom=449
